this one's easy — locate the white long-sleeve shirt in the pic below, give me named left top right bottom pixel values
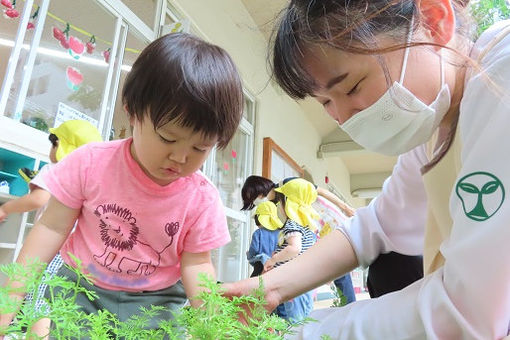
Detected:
left=288, top=20, right=510, bottom=340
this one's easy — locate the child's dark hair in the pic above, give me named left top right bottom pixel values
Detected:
left=122, top=33, right=244, bottom=149
left=48, top=133, right=58, bottom=148
left=241, top=175, right=276, bottom=210
left=254, top=215, right=261, bottom=227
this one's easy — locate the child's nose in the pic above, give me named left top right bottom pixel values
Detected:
left=169, top=150, right=187, bottom=163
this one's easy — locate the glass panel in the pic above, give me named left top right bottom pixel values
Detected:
left=0, top=0, right=29, bottom=99
left=209, top=130, right=247, bottom=210
left=243, top=97, right=254, bottom=124
left=211, top=216, right=247, bottom=283
left=110, top=28, right=147, bottom=141
left=5, top=0, right=117, bottom=132
left=121, top=0, right=157, bottom=29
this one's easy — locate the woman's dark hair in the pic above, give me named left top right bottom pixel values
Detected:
left=241, top=175, right=276, bottom=210
left=48, top=133, right=58, bottom=148
left=272, top=0, right=473, bottom=99
left=122, top=33, right=244, bottom=149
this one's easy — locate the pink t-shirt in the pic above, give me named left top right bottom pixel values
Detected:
left=44, top=138, right=230, bottom=292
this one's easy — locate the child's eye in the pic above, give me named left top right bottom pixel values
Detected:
left=159, top=135, right=175, bottom=144
left=194, top=147, right=207, bottom=153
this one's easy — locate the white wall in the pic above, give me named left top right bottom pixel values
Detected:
left=170, top=0, right=356, bottom=204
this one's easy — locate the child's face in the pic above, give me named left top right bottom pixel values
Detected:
left=49, top=142, right=59, bottom=163
left=130, top=116, right=217, bottom=186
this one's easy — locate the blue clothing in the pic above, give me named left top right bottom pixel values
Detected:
left=247, top=228, right=279, bottom=266
left=275, top=290, right=314, bottom=324
left=333, top=274, right=356, bottom=304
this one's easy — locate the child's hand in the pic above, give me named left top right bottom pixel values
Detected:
left=263, top=258, right=275, bottom=273
left=0, top=207, right=7, bottom=223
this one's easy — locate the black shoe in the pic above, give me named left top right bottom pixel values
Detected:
left=18, top=168, right=38, bottom=182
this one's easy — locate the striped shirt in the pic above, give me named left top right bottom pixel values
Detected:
left=273, top=219, right=317, bottom=268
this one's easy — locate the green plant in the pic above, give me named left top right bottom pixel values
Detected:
left=470, top=0, right=510, bottom=36
left=0, top=258, right=303, bottom=339
left=330, top=284, right=348, bottom=308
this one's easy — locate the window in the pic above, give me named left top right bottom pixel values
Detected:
left=209, top=95, right=256, bottom=282
left=3, top=0, right=118, bottom=133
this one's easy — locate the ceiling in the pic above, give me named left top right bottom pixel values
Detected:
left=242, top=0, right=397, bottom=198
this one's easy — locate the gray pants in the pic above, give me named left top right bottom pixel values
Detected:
left=46, top=264, right=187, bottom=339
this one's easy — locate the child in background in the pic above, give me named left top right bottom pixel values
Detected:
left=0, top=32, right=243, bottom=335
left=0, top=120, right=102, bottom=224
left=247, top=201, right=282, bottom=277
left=256, top=178, right=318, bottom=323
left=0, top=119, right=102, bottom=338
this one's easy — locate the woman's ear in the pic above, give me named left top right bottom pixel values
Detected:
left=418, top=0, right=456, bottom=48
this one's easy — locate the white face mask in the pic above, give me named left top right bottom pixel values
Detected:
left=253, top=197, right=268, bottom=206
left=340, top=23, right=451, bottom=156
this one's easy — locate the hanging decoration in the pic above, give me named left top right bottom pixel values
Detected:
left=223, top=162, right=229, bottom=175
left=231, top=149, right=237, bottom=159
left=66, top=66, right=83, bottom=91
left=53, top=23, right=70, bottom=49
left=2, top=0, right=18, bottom=18
left=1, top=0, right=12, bottom=9
left=86, top=35, right=96, bottom=54
left=68, top=36, right=84, bottom=59
left=102, top=48, right=111, bottom=64
left=26, top=6, right=39, bottom=30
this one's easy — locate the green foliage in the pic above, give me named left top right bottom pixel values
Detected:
left=0, top=260, right=300, bottom=339
left=330, top=284, right=348, bottom=308
left=470, top=0, right=510, bottom=36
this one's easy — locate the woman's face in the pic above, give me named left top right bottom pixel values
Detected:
left=302, top=39, right=447, bottom=125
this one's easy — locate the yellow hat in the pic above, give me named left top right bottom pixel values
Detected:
left=255, top=201, right=283, bottom=231
left=274, top=178, right=319, bottom=231
left=49, top=120, right=102, bottom=161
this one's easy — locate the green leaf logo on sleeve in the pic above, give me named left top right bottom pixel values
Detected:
left=455, top=172, right=505, bottom=221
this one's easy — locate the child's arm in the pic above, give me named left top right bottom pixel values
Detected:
left=0, top=196, right=79, bottom=331
left=0, top=188, right=50, bottom=223
left=317, top=187, right=355, bottom=217
left=180, top=250, right=216, bottom=308
left=264, top=233, right=302, bottom=272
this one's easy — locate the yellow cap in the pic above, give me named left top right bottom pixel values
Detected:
left=274, top=178, right=319, bottom=231
left=254, top=201, right=283, bottom=231
left=49, top=120, right=102, bottom=161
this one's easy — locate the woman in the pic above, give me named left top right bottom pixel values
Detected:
left=226, top=0, right=510, bottom=338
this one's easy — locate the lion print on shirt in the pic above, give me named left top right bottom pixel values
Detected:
left=93, top=203, right=179, bottom=275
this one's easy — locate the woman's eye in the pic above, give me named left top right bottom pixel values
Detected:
left=194, top=147, right=207, bottom=153
left=347, top=78, right=364, bottom=96
left=321, top=100, right=331, bottom=107
left=347, top=83, right=360, bottom=96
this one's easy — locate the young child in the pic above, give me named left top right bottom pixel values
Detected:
left=0, top=119, right=102, bottom=338
left=0, top=120, right=102, bottom=224
left=0, top=32, right=243, bottom=334
left=247, top=201, right=282, bottom=277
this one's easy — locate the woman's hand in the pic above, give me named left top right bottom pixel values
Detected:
left=222, top=275, right=282, bottom=315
